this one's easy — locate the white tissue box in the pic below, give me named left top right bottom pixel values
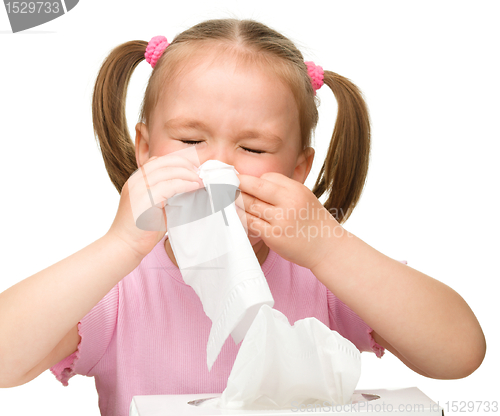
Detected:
left=129, top=387, right=444, bottom=416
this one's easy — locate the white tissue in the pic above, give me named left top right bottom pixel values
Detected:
left=165, top=159, right=274, bottom=371
left=205, top=304, right=361, bottom=409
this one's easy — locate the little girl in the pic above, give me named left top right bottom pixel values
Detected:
left=0, top=18, right=486, bottom=416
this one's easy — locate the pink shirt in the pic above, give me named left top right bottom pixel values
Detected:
left=51, top=234, right=395, bottom=416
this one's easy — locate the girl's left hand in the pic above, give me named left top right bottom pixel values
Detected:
left=235, top=172, right=348, bottom=270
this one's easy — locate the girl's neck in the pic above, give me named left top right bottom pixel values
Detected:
left=164, top=235, right=270, bottom=268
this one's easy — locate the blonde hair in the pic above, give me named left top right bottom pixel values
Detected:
left=92, top=18, right=370, bottom=224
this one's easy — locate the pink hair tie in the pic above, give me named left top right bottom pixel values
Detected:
left=145, top=35, right=170, bottom=68
left=305, top=61, right=324, bottom=94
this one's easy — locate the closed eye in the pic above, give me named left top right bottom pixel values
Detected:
left=180, top=140, right=265, bottom=154
left=241, top=147, right=265, bottom=154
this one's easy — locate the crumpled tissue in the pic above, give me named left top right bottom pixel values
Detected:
left=203, top=304, right=362, bottom=409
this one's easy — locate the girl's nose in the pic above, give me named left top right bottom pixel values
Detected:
left=199, top=143, right=233, bottom=167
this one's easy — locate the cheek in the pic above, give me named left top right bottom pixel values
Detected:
left=147, top=140, right=165, bottom=157
left=149, top=140, right=179, bottom=156
left=235, top=157, right=290, bottom=178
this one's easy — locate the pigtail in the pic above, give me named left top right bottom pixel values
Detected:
left=92, top=40, right=148, bottom=193
left=311, top=71, right=371, bottom=224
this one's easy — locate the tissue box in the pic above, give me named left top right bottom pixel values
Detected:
left=130, top=387, right=444, bottom=416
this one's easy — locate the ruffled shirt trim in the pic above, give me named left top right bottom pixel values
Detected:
left=49, top=321, right=83, bottom=386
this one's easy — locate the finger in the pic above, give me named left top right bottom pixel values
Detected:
left=235, top=204, right=249, bottom=234
left=142, top=154, right=199, bottom=176
left=260, top=171, right=293, bottom=186
left=237, top=174, right=284, bottom=206
left=244, top=208, right=272, bottom=239
left=234, top=192, right=246, bottom=211
left=133, top=176, right=202, bottom=232
left=135, top=166, right=203, bottom=190
left=151, top=179, right=202, bottom=203
left=129, top=178, right=201, bottom=228
left=132, top=155, right=199, bottom=186
left=238, top=190, right=274, bottom=219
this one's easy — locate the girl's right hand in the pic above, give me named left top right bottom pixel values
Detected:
left=107, top=153, right=204, bottom=259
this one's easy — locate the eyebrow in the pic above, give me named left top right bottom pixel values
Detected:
left=236, top=130, right=283, bottom=144
left=164, top=118, right=210, bottom=132
left=164, top=118, right=283, bottom=144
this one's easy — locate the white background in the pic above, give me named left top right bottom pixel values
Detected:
left=0, top=1, right=498, bottom=415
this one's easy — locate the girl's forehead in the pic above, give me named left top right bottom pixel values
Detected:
left=157, top=50, right=297, bottom=116
left=173, top=49, right=287, bottom=91
left=151, top=49, right=301, bottom=143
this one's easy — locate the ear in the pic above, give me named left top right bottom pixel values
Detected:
left=292, top=147, right=315, bottom=184
left=135, top=122, right=151, bottom=167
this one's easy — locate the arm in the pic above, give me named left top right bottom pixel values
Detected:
left=0, top=232, right=144, bottom=388
left=234, top=172, right=486, bottom=379
left=311, top=230, right=486, bottom=379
